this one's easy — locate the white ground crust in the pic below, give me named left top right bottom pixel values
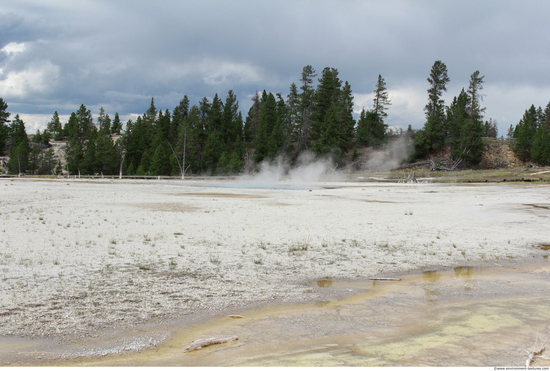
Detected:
left=0, top=178, right=548, bottom=339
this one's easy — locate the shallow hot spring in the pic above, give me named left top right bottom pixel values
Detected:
left=5, top=260, right=550, bottom=367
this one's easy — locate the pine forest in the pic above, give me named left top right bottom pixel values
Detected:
left=1, top=61, right=549, bottom=176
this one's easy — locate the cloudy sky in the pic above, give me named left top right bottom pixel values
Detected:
left=1, top=0, right=549, bottom=136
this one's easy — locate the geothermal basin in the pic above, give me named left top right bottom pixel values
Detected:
left=0, top=177, right=549, bottom=366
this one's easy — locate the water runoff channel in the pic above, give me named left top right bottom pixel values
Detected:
left=5, top=254, right=550, bottom=367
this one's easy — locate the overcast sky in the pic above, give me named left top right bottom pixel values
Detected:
left=1, top=0, right=550, bottom=136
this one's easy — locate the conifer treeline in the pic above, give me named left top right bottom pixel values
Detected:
left=1, top=62, right=549, bottom=175
left=2, top=65, right=363, bottom=176
left=509, top=103, right=550, bottom=165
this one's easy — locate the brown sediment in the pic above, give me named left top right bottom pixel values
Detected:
left=137, top=203, right=199, bottom=212
left=7, top=261, right=550, bottom=367
left=171, top=192, right=267, bottom=198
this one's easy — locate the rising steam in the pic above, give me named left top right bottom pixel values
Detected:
left=357, top=136, right=413, bottom=172
left=233, top=151, right=342, bottom=189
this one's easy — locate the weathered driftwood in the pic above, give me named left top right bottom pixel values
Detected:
left=228, top=314, right=245, bottom=319
left=526, top=346, right=546, bottom=367
left=398, top=171, right=418, bottom=184
left=366, top=277, right=401, bottom=281
left=186, top=335, right=238, bottom=351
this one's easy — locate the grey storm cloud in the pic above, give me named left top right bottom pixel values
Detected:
left=1, top=0, right=550, bottom=135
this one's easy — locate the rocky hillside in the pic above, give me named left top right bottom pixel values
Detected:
left=352, top=137, right=524, bottom=172
left=479, top=138, right=523, bottom=168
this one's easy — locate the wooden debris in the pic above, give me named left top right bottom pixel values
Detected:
left=398, top=171, right=417, bottom=184
left=526, top=346, right=546, bottom=367
left=366, top=277, right=401, bottom=281
left=228, top=314, right=245, bottom=319
left=393, top=161, right=431, bottom=171
left=186, top=335, right=238, bottom=351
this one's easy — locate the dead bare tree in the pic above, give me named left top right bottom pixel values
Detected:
left=522, top=333, right=549, bottom=367
left=167, top=129, right=190, bottom=180
left=398, top=171, right=418, bottom=183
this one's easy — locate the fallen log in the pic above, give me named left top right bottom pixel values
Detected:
left=186, top=335, right=238, bottom=351
left=393, top=161, right=431, bottom=171
left=366, top=277, right=401, bottom=281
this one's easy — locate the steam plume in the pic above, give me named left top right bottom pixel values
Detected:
left=234, top=151, right=342, bottom=189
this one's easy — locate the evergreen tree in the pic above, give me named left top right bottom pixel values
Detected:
left=313, top=67, right=341, bottom=141
left=0, top=98, right=10, bottom=154
left=336, top=81, right=356, bottom=152
left=244, top=92, right=261, bottom=142
left=513, top=105, right=538, bottom=161
left=231, top=135, right=244, bottom=173
left=467, top=70, right=486, bottom=123
left=445, top=89, right=470, bottom=160
left=97, top=107, right=111, bottom=134
left=64, top=104, right=94, bottom=174
left=458, top=117, right=485, bottom=164
left=229, top=150, right=242, bottom=173
left=111, top=112, right=122, bottom=135
left=155, top=109, right=171, bottom=146
left=138, top=148, right=153, bottom=174
left=275, top=93, right=290, bottom=144
left=531, top=123, right=550, bottom=165
left=507, top=124, right=514, bottom=139
left=313, top=105, right=341, bottom=154
left=7, top=115, right=30, bottom=174
left=28, top=145, right=41, bottom=175
left=356, top=109, right=386, bottom=146
left=286, top=83, right=300, bottom=144
left=216, top=152, right=230, bottom=175
left=208, top=94, right=223, bottom=133
left=356, top=76, right=390, bottom=148
left=151, top=142, right=171, bottom=175
left=64, top=113, right=82, bottom=174
left=297, top=65, right=317, bottom=152
left=33, top=129, right=43, bottom=144
left=267, top=118, right=284, bottom=158
left=175, top=105, right=203, bottom=174
left=74, top=104, right=94, bottom=140
left=417, top=60, right=450, bottom=154
left=372, top=74, right=391, bottom=118
left=96, top=133, right=117, bottom=174
left=484, top=118, right=498, bottom=138
left=43, top=148, right=55, bottom=174
left=544, top=101, right=550, bottom=131
left=221, top=90, right=240, bottom=145
left=171, top=96, right=189, bottom=146
left=83, top=126, right=99, bottom=174
left=254, top=91, right=277, bottom=162
left=146, top=98, right=157, bottom=125
left=41, top=128, right=52, bottom=146
left=124, top=113, right=152, bottom=172
left=203, top=130, right=224, bottom=172
left=199, top=97, right=211, bottom=124
left=46, top=111, right=63, bottom=140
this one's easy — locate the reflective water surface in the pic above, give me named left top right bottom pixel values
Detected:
left=4, top=260, right=550, bottom=367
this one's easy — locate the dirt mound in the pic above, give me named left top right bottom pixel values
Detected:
left=384, top=137, right=524, bottom=171
left=480, top=138, right=523, bottom=169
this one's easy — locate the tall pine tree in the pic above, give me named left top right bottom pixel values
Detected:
left=0, top=98, right=11, bottom=154
left=415, top=60, right=450, bottom=156
left=7, top=114, right=30, bottom=174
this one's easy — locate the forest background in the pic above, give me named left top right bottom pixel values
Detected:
left=1, top=61, right=549, bottom=176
